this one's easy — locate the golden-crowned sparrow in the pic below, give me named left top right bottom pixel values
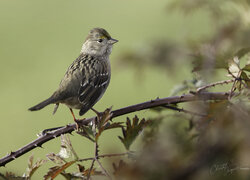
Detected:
left=29, top=28, right=118, bottom=121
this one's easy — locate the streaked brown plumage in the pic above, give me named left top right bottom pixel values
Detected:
left=29, top=28, right=118, bottom=118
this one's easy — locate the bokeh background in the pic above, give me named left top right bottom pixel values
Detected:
left=0, top=0, right=238, bottom=179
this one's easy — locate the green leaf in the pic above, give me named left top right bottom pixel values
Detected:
left=118, top=116, right=149, bottom=150
left=77, top=125, right=95, bottom=142
left=104, top=122, right=124, bottom=130
left=241, top=71, right=250, bottom=88
left=242, top=64, right=250, bottom=72
left=234, top=47, right=250, bottom=59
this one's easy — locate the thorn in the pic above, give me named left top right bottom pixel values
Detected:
left=35, top=144, right=43, bottom=148
left=10, top=151, right=15, bottom=155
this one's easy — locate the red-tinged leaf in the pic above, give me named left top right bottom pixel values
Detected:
left=44, top=161, right=76, bottom=180
left=118, top=116, right=149, bottom=150
left=82, top=168, right=104, bottom=176
left=97, top=107, right=113, bottom=130
left=95, top=107, right=113, bottom=141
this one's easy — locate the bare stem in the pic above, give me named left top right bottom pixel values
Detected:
left=196, top=79, right=234, bottom=92
left=0, top=92, right=230, bottom=167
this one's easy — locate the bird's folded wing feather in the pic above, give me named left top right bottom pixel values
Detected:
left=78, top=60, right=110, bottom=115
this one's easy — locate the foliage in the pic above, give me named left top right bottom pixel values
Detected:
left=1, top=0, right=250, bottom=179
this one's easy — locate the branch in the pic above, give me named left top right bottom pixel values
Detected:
left=0, top=91, right=230, bottom=167
left=196, top=79, right=234, bottom=92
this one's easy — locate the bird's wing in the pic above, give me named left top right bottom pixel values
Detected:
left=78, top=58, right=110, bottom=115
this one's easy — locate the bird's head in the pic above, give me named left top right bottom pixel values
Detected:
left=81, top=28, right=118, bottom=57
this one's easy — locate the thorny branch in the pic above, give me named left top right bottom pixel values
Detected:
left=0, top=91, right=231, bottom=167
left=196, top=79, right=234, bottom=92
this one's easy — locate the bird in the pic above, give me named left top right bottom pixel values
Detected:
left=29, top=28, right=118, bottom=124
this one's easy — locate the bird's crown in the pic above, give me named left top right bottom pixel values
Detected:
left=87, top=28, right=111, bottom=40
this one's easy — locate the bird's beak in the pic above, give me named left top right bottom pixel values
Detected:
left=108, top=38, right=118, bottom=44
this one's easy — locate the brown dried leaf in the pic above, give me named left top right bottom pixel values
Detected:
left=46, top=153, right=65, bottom=165
left=96, top=107, right=113, bottom=140
left=4, top=172, right=25, bottom=180
left=59, top=135, right=78, bottom=160
left=44, top=161, right=76, bottom=180
left=82, top=168, right=104, bottom=177
left=26, top=154, right=47, bottom=178
left=113, top=160, right=127, bottom=176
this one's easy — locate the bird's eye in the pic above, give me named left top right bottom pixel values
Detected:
left=97, top=39, right=103, bottom=43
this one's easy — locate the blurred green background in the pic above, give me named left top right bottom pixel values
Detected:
left=0, top=0, right=211, bottom=178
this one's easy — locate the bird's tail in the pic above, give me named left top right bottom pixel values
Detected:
left=28, top=96, right=55, bottom=111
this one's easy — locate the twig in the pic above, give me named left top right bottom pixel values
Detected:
left=0, top=92, right=230, bottom=167
left=87, top=117, right=112, bottom=180
left=96, top=158, right=112, bottom=179
left=196, top=79, right=234, bottom=92
left=87, top=118, right=97, bottom=180
left=229, top=70, right=241, bottom=99
left=78, top=152, right=130, bottom=162
left=162, top=105, right=207, bottom=117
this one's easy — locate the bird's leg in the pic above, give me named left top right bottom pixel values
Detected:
left=69, top=108, right=79, bottom=130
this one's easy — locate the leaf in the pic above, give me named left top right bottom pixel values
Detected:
left=234, top=47, right=250, bottom=59
left=118, top=116, right=149, bottom=150
left=25, top=154, right=47, bottom=178
left=77, top=125, right=95, bottom=142
left=4, top=172, right=25, bottom=180
left=44, top=161, right=76, bottom=180
left=82, top=168, right=104, bottom=177
left=97, top=107, right=113, bottom=129
left=46, top=153, right=65, bottom=165
left=113, top=160, right=127, bottom=176
left=59, top=135, right=78, bottom=160
left=95, top=107, right=113, bottom=140
left=228, top=58, right=241, bottom=77
left=242, top=64, right=250, bottom=72
left=60, top=172, right=85, bottom=180
left=57, top=164, right=96, bottom=180
left=103, top=122, right=124, bottom=130
left=241, top=71, right=250, bottom=88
